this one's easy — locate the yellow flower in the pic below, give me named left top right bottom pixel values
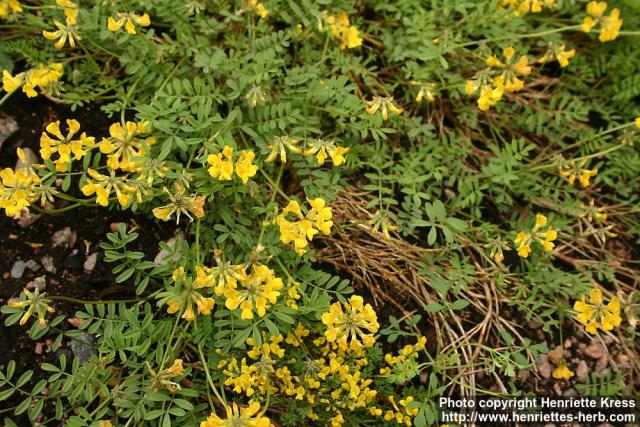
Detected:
left=321, top=295, right=379, bottom=350
left=552, top=361, right=574, bottom=381
left=246, top=0, right=269, bottom=18
left=8, top=288, right=55, bottom=327
left=276, top=199, right=332, bottom=255
left=307, top=198, right=333, bottom=234
left=80, top=168, right=134, bottom=207
left=200, top=401, right=271, bottom=427
left=42, top=17, right=80, bottom=48
left=100, top=121, right=155, bottom=172
left=265, top=136, right=302, bottom=163
left=223, top=264, right=283, bottom=319
left=2, top=70, right=22, bottom=92
left=326, top=12, right=362, bottom=49
left=303, top=139, right=350, bottom=166
left=208, top=145, right=235, bottom=180
left=165, top=359, right=184, bottom=376
left=235, top=150, right=258, bottom=184
left=108, top=12, right=150, bottom=34
left=486, top=47, right=531, bottom=93
left=635, top=117, right=640, bottom=128
left=0, top=166, right=39, bottom=218
left=153, top=183, right=206, bottom=223
left=364, top=96, right=403, bottom=120
left=514, top=214, right=557, bottom=257
left=477, top=81, right=504, bottom=111
left=40, top=119, right=95, bottom=172
left=574, top=288, right=622, bottom=334
left=582, top=2, right=622, bottom=42
left=414, top=82, right=437, bottom=103
left=4, top=64, right=63, bottom=97
left=538, top=43, right=576, bottom=68
left=165, top=267, right=216, bottom=322
left=500, top=0, right=556, bottom=16
left=559, top=159, right=597, bottom=187
left=0, top=0, right=22, bottom=19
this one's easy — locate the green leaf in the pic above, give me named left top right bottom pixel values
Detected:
left=451, top=299, right=470, bottom=310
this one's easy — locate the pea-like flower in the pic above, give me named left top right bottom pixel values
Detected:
left=265, top=136, right=302, bottom=163
left=364, top=96, right=403, bottom=120
left=207, top=145, right=258, bottom=184
left=0, top=156, right=39, bottom=218
left=322, top=295, right=379, bottom=350
left=574, top=288, right=622, bottom=334
left=552, top=361, right=574, bottom=381
left=40, top=119, right=95, bottom=172
left=164, top=267, right=216, bottom=322
left=42, top=17, right=80, bottom=48
left=80, top=168, right=135, bottom=207
left=7, top=288, right=55, bottom=327
left=222, top=264, right=283, bottom=319
left=2, top=63, right=63, bottom=98
left=303, top=139, right=350, bottom=166
left=0, top=0, right=22, bottom=19
left=153, top=183, right=206, bottom=223
left=200, top=401, right=271, bottom=427
left=538, top=43, right=576, bottom=68
left=559, top=159, right=598, bottom=187
left=325, top=12, right=362, bottom=49
left=513, top=213, right=557, bottom=257
left=581, top=1, right=622, bottom=43
left=275, top=199, right=333, bottom=255
left=107, top=12, right=150, bottom=35
left=100, top=121, right=155, bottom=172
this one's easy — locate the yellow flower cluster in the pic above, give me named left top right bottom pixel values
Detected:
left=265, top=136, right=302, bottom=163
left=220, top=264, right=283, bottom=320
left=246, top=0, right=269, bottom=19
left=513, top=213, right=557, bottom=258
left=108, top=11, right=150, bottom=34
left=153, top=183, right=205, bottom=223
left=538, top=43, right=576, bottom=68
left=2, top=63, right=63, bottom=98
left=0, top=0, right=21, bottom=19
left=322, top=295, right=379, bottom=350
left=165, top=267, right=215, bottom=322
left=582, top=1, right=622, bottom=42
left=552, top=361, right=574, bottom=381
left=100, top=121, right=156, bottom=172
left=149, top=359, right=185, bottom=393
left=42, top=1, right=81, bottom=49
left=364, top=96, right=404, bottom=120
left=0, top=149, right=40, bottom=217
left=201, top=401, right=271, bottom=427
left=559, top=159, right=598, bottom=187
left=40, top=119, right=95, bottom=172
left=413, top=82, right=438, bottom=103
left=466, top=47, right=531, bottom=111
left=207, top=145, right=258, bottom=184
left=326, top=12, right=362, bottom=49
left=81, top=168, right=135, bottom=207
left=499, top=0, right=555, bottom=15
left=276, top=198, right=333, bottom=255
left=8, top=287, right=55, bottom=327
left=574, top=288, right=622, bottom=334
left=379, top=336, right=426, bottom=383
left=376, top=395, right=419, bottom=426
left=304, top=139, right=350, bottom=166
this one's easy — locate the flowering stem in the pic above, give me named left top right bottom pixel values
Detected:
left=197, top=343, right=228, bottom=409
left=455, top=25, right=582, bottom=49
left=260, top=168, right=290, bottom=201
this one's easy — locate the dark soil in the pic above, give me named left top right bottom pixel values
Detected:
left=0, top=95, right=175, bottom=420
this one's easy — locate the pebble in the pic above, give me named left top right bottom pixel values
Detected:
left=34, top=342, right=43, bottom=355
left=69, top=332, right=97, bottom=363
left=576, top=360, right=589, bottom=382
left=615, top=354, right=631, bottom=370
left=41, top=256, right=57, bottom=273
left=2, top=272, right=9, bottom=279
left=0, top=113, right=18, bottom=149
left=83, top=253, right=98, bottom=272
left=595, top=355, right=609, bottom=373
left=25, top=259, right=41, bottom=272
left=51, top=227, right=77, bottom=248
left=536, top=354, right=551, bottom=379
left=17, top=213, right=40, bottom=229
left=8, top=234, right=18, bottom=240
left=110, top=222, right=124, bottom=232
left=10, top=260, right=26, bottom=278
left=67, top=317, right=83, bottom=328
left=26, top=276, right=46, bottom=291
left=154, top=234, right=184, bottom=266
left=547, top=345, right=564, bottom=365
left=581, top=341, right=606, bottom=359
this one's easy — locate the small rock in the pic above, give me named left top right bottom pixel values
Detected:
left=41, top=256, right=56, bottom=273
left=527, top=319, right=543, bottom=330
left=581, top=341, right=606, bottom=359
left=69, top=332, right=97, bottom=363
left=564, top=338, right=573, bottom=349
left=67, top=317, right=83, bottom=328
left=562, top=388, right=578, bottom=397
left=595, top=355, right=609, bottom=373
left=26, top=276, right=46, bottom=291
left=25, top=259, right=41, bottom=272
left=615, top=354, right=631, bottom=370
left=576, top=360, right=589, bottom=382
left=154, top=235, right=184, bottom=266
left=110, top=222, right=124, bottom=232
left=17, top=213, right=40, bottom=229
left=2, top=272, right=9, bottom=279
left=536, top=354, right=552, bottom=379
left=602, top=335, right=614, bottom=345
left=10, top=260, right=26, bottom=278
left=517, top=369, right=530, bottom=382
left=34, top=342, right=43, bottom=355
left=548, top=345, right=564, bottom=365
left=83, top=253, right=98, bottom=272
left=8, top=234, right=18, bottom=240
left=52, top=227, right=77, bottom=248
left=0, top=113, right=18, bottom=149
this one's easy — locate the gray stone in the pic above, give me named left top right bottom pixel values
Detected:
left=69, top=332, right=97, bottom=363
left=576, top=360, right=589, bottom=382
left=25, top=259, right=41, bottom=272
left=536, top=354, right=551, bottom=379
left=10, top=260, right=26, bottom=278
left=83, top=253, right=98, bottom=272
left=0, top=113, right=18, bottom=150
left=17, top=212, right=40, bottom=228
left=26, top=276, right=46, bottom=291
left=41, top=256, right=56, bottom=273
left=51, top=227, right=76, bottom=248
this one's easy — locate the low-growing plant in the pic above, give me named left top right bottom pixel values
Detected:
left=1, top=0, right=640, bottom=426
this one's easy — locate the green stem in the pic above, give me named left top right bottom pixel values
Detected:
left=455, top=25, right=581, bottom=49
left=197, top=343, right=227, bottom=409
